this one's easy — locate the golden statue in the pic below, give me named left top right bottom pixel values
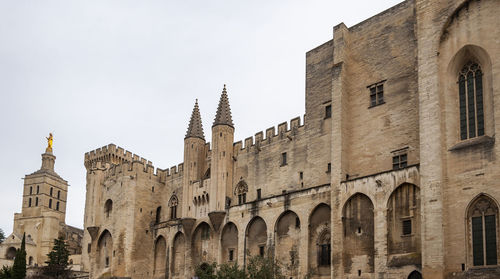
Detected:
left=46, top=133, right=53, bottom=150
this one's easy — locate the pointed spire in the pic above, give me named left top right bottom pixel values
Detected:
left=213, top=84, right=234, bottom=128
left=185, top=99, right=205, bottom=140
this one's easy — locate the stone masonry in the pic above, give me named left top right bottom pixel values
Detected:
left=82, top=0, right=500, bottom=278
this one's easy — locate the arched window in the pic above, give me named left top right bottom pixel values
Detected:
left=156, top=206, right=162, bottom=223
left=104, top=199, right=113, bottom=218
left=6, top=247, right=16, bottom=260
left=318, top=229, right=331, bottom=267
left=234, top=180, right=248, bottom=205
left=459, top=62, right=484, bottom=140
left=468, top=195, right=498, bottom=266
left=169, top=195, right=178, bottom=219
left=28, top=256, right=33, bottom=266
left=35, top=197, right=39, bottom=206
left=56, top=201, right=60, bottom=211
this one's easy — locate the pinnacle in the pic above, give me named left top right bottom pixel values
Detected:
left=185, top=99, right=205, bottom=140
left=213, top=84, right=234, bottom=128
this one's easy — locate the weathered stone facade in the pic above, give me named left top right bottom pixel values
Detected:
left=0, top=146, right=84, bottom=271
left=81, top=0, right=500, bottom=278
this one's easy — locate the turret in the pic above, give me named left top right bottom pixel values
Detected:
left=208, top=85, right=234, bottom=230
left=183, top=99, right=206, bottom=217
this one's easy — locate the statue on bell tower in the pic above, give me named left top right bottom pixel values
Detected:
left=46, top=133, right=53, bottom=152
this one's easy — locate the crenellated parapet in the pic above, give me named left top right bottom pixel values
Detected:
left=84, top=144, right=153, bottom=169
left=233, top=115, right=305, bottom=153
left=84, top=143, right=185, bottom=184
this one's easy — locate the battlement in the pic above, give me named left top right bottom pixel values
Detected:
left=85, top=144, right=185, bottom=184
left=84, top=144, right=153, bottom=169
left=233, top=116, right=305, bottom=153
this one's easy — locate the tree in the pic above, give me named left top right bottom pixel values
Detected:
left=0, top=266, right=13, bottom=279
left=44, top=236, right=69, bottom=279
left=246, top=255, right=285, bottom=279
left=0, top=228, right=5, bottom=244
left=216, top=263, right=246, bottom=279
left=11, top=233, right=26, bottom=279
left=194, top=262, right=217, bottom=279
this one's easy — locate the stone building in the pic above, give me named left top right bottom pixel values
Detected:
left=81, top=0, right=500, bottom=278
left=0, top=144, right=84, bottom=270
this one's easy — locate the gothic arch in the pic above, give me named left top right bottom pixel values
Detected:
left=171, top=232, right=185, bottom=279
left=387, top=183, right=421, bottom=261
left=308, top=203, right=331, bottom=276
left=221, top=222, right=238, bottom=263
left=274, top=210, right=300, bottom=278
left=245, top=216, right=268, bottom=259
left=466, top=194, right=499, bottom=267
left=342, top=193, right=375, bottom=274
left=153, top=236, right=166, bottom=277
left=408, top=270, right=422, bottom=279
left=97, top=230, right=113, bottom=271
left=191, top=222, right=214, bottom=267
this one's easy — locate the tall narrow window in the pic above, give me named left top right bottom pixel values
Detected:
left=235, top=180, right=248, bottom=205
left=325, top=105, right=332, bottom=119
left=57, top=191, right=60, bottom=199
left=257, top=189, right=261, bottom=200
left=56, top=201, right=60, bottom=211
left=36, top=185, right=39, bottom=194
left=169, top=195, right=178, bottom=219
left=50, top=187, right=53, bottom=196
left=30, top=186, right=32, bottom=195
left=459, top=62, right=484, bottom=140
left=29, top=198, right=32, bottom=207
left=468, top=195, right=498, bottom=266
left=35, top=197, right=39, bottom=206
left=49, top=199, right=52, bottom=209
left=281, top=152, right=287, bottom=166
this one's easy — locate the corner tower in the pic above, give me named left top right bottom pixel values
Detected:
left=208, top=85, right=234, bottom=230
left=183, top=100, right=207, bottom=217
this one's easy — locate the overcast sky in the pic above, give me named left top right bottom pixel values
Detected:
left=0, top=0, right=402, bottom=234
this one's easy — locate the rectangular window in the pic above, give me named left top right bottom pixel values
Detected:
left=28, top=198, right=32, bottom=207
left=299, top=172, right=303, bottom=180
left=242, top=193, right=246, bottom=203
left=327, top=163, right=331, bottom=173
left=319, top=244, right=331, bottom=266
left=485, top=215, right=497, bottom=265
left=392, top=153, right=408, bottom=170
left=325, top=105, right=332, bottom=119
left=472, top=216, right=484, bottom=266
left=49, top=199, right=52, bottom=209
left=229, top=249, right=234, bottom=261
left=257, top=189, right=261, bottom=200
left=281, top=152, right=287, bottom=166
left=37, top=186, right=39, bottom=194
left=57, top=191, right=60, bottom=199
left=259, top=245, right=265, bottom=257
left=56, top=201, right=60, bottom=211
left=402, top=219, right=412, bottom=235
left=35, top=197, right=39, bottom=206
left=368, top=81, right=385, bottom=107
left=87, top=243, right=91, bottom=253
left=105, top=256, right=109, bottom=267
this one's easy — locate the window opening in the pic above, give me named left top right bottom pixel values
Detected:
left=392, top=153, right=408, bottom=170
left=459, top=62, right=484, bottom=140
left=402, top=219, right=412, bottom=235
left=281, top=152, right=287, bottom=166
left=368, top=81, right=385, bottom=107
left=325, top=105, right=332, bottom=119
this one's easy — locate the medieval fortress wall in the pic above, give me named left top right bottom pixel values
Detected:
left=81, top=0, right=500, bottom=278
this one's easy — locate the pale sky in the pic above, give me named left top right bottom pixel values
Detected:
left=0, top=0, right=402, bottom=234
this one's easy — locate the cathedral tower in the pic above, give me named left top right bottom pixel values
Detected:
left=183, top=99, right=206, bottom=217
left=208, top=85, right=234, bottom=230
